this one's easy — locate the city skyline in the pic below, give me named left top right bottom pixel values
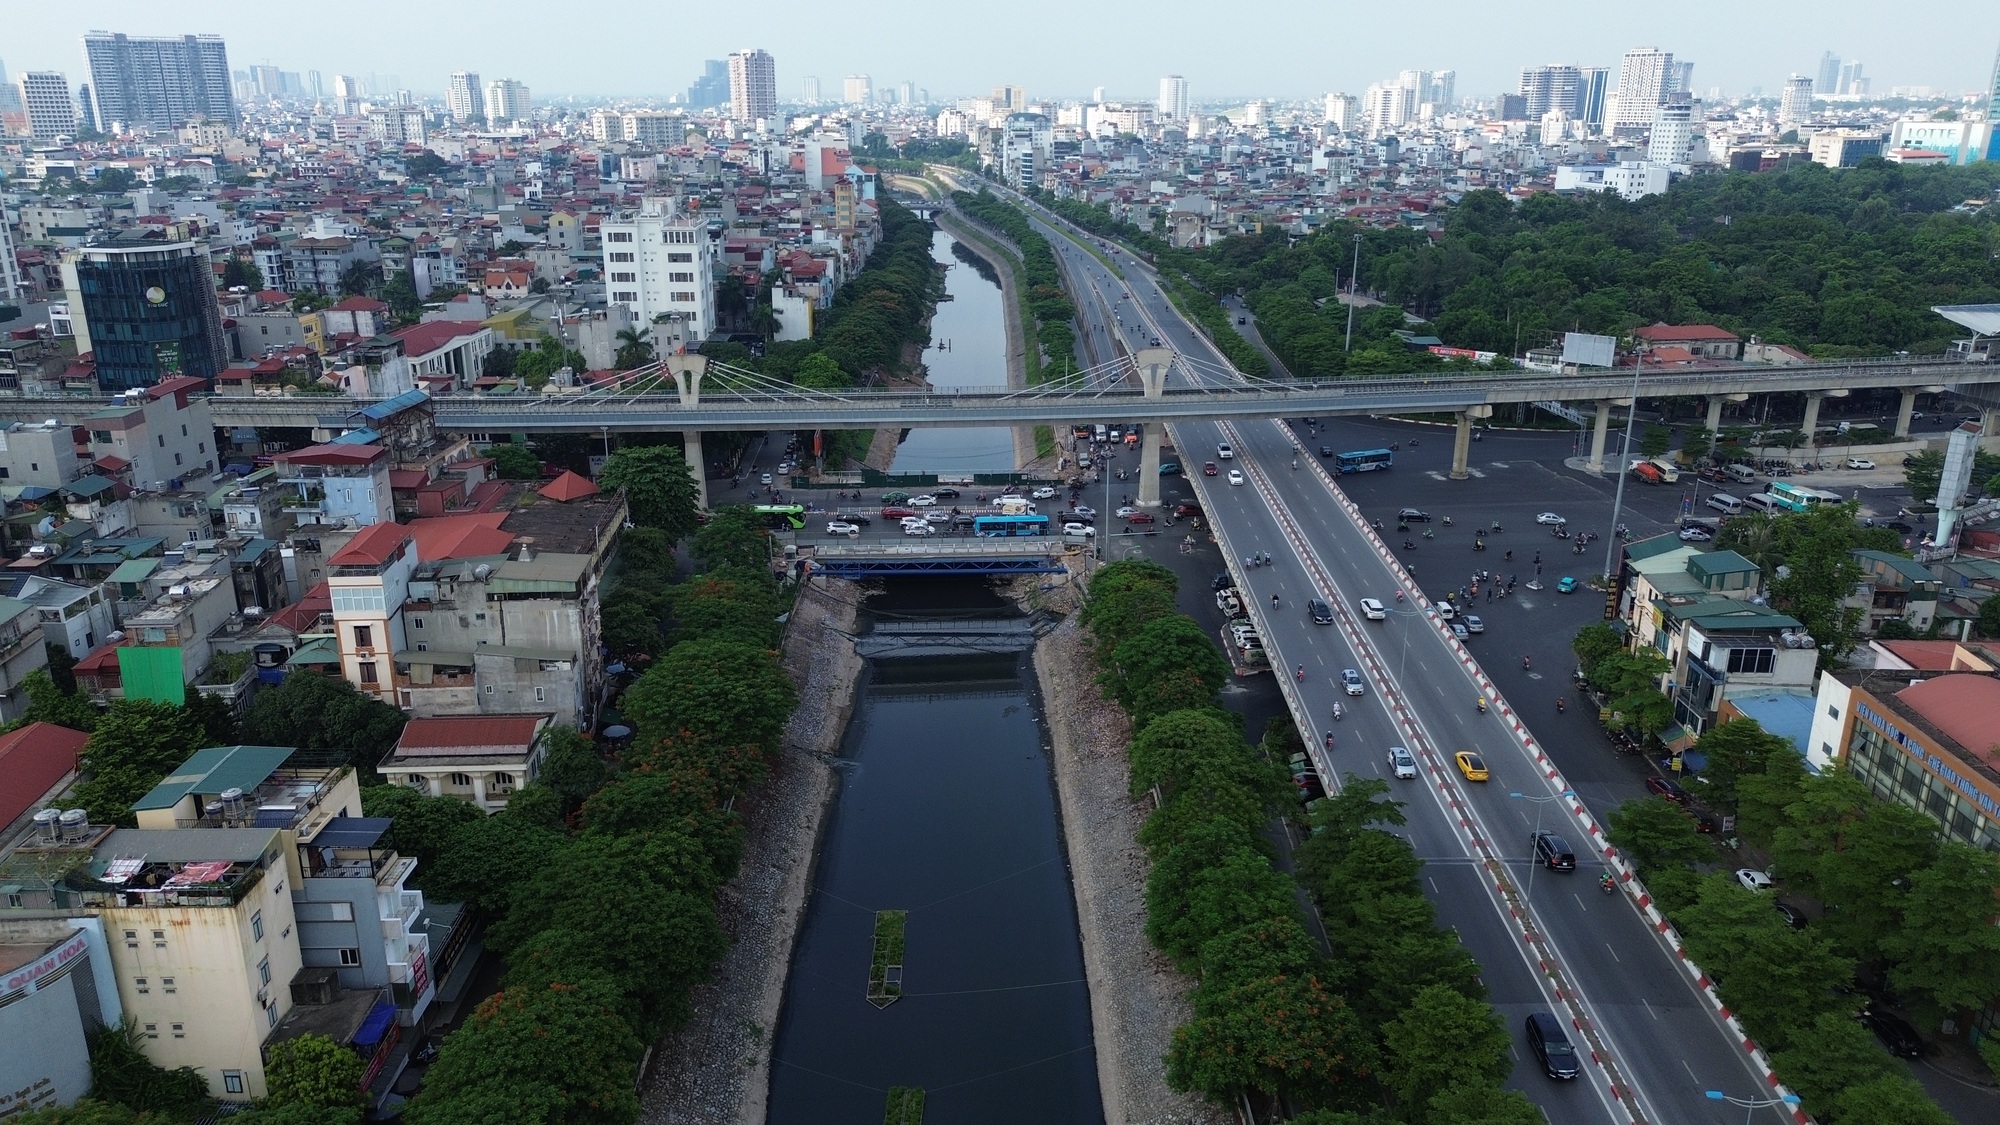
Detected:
left=11, top=0, right=2000, bottom=102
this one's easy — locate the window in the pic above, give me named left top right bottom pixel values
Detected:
left=449, top=773, right=473, bottom=786
left=91, top=430, right=112, bottom=443
left=534, top=686, right=546, bottom=702
left=610, top=272, right=636, bottom=283
left=1724, top=646, right=1776, bottom=675
left=415, top=643, right=428, bottom=652
left=668, top=252, right=693, bottom=263
left=267, top=1005, right=278, bottom=1028
left=258, top=957, right=271, bottom=986
left=223, top=1073, right=245, bottom=1095
left=613, top=291, right=637, bottom=303
left=608, top=252, right=634, bottom=263
left=331, top=587, right=386, bottom=613
left=672, top=292, right=696, bottom=303
left=143, top=1023, right=158, bottom=1039
left=251, top=911, right=264, bottom=942
left=162, top=977, right=176, bottom=993
left=669, top=272, right=694, bottom=283
left=174, top=452, right=182, bottom=466
left=483, top=684, right=496, bottom=694
left=124, top=929, right=137, bottom=948
left=340, top=948, right=362, bottom=966
left=412, top=618, right=424, bottom=629
left=608, top=231, right=632, bottom=242
left=407, top=773, right=425, bottom=786
left=153, top=929, right=166, bottom=948
left=157, top=435, right=165, bottom=447
left=359, top=661, right=379, bottom=684
left=181, top=425, right=188, bottom=436
left=494, top=772, right=515, bottom=786
left=1827, top=704, right=1840, bottom=719
left=171, top=1023, right=185, bottom=1039
left=135, top=977, right=150, bottom=993
left=353, top=625, right=373, bottom=649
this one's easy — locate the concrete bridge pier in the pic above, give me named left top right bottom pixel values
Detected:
left=1586, top=400, right=1630, bottom=473
left=1800, top=389, right=1847, bottom=447
left=683, top=430, right=709, bottom=509
left=1705, top=393, right=1748, bottom=435
left=1138, top=423, right=1164, bottom=506
left=1134, top=347, right=1175, bottom=508
left=1449, top=406, right=1491, bottom=480
left=1897, top=387, right=1946, bottom=438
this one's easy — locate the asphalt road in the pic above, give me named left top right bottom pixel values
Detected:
left=1020, top=198, right=1796, bottom=1125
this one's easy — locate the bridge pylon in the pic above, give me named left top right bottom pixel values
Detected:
left=1135, top=349, right=1174, bottom=507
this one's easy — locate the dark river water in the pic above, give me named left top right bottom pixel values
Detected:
left=766, top=580, right=1102, bottom=1124
left=888, top=232, right=1020, bottom=474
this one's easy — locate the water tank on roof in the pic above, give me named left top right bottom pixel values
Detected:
left=220, top=788, right=247, bottom=818
left=59, top=809, right=90, bottom=843
left=33, top=808, right=62, bottom=843
left=473, top=563, right=493, bottom=580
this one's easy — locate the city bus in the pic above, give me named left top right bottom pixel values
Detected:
left=1335, top=448, right=1395, bottom=474
left=752, top=504, right=807, bottom=529
left=973, top=514, right=1050, bottom=537
left=1767, top=482, right=1843, bottom=513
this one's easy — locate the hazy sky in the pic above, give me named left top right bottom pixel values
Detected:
left=8, top=1, right=1998, bottom=102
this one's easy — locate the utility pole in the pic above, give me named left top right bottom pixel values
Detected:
left=1344, top=234, right=1362, bottom=352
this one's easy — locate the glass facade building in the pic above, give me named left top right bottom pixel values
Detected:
left=74, top=236, right=227, bottom=392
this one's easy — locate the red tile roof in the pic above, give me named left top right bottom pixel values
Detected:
left=1633, top=323, right=1740, bottom=343
left=1898, top=674, right=2000, bottom=757
left=538, top=470, right=599, bottom=502
left=280, top=443, right=387, bottom=466
left=395, top=713, right=551, bottom=754
left=391, top=320, right=487, bottom=357
left=266, top=582, right=331, bottom=634
left=331, top=296, right=389, bottom=312
left=408, top=511, right=513, bottom=561
left=0, top=722, right=91, bottom=831
left=329, top=522, right=412, bottom=567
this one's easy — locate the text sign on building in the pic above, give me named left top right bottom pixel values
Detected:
left=2, top=931, right=91, bottom=996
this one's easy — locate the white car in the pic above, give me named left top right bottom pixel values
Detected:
left=1227, top=470, right=1246, bottom=486
left=1535, top=512, right=1567, bottom=526
left=1435, top=601, right=1456, bottom=621
left=1217, top=442, right=1234, bottom=459
left=1341, top=669, right=1365, bottom=696
left=1735, top=868, right=1774, bottom=892
left=902, top=522, right=937, bottom=536
left=1845, top=458, right=1875, bottom=470
left=1387, top=747, right=1418, bottom=780
left=1463, top=615, right=1485, bottom=634
left=1358, top=598, right=1387, bottom=620
left=1073, top=505, right=1096, bottom=519
left=1031, top=486, right=1059, bottom=499
left=825, top=521, right=861, bottom=535
left=1115, top=506, right=1139, bottom=518
left=909, top=495, right=938, bottom=507
left=923, top=510, right=951, bottom=523
left=1061, top=522, right=1096, bottom=537
left=759, top=472, right=774, bottom=485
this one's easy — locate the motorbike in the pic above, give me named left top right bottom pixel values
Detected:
left=1475, top=698, right=1488, bottom=714
left=1522, top=656, right=1532, bottom=671
left=1442, top=516, right=1454, bottom=527
left=1552, top=527, right=1570, bottom=539
left=1556, top=697, right=1566, bottom=713
left=1472, top=539, right=1487, bottom=552
left=1600, top=875, right=1616, bottom=895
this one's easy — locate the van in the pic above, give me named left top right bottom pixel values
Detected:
left=1706, top=493, right=1744, bottom=515
left=1742, top=493, right=1778, bottom=514
left=1093, top=424, right=1108, bottom=442
left=1525, top=1012, right=1580, bottom=1079
left=995, top=497, right=1035, bottom=515
left=1725, top=463, right=1758, bottom=484
left=1531, top=831, right=1576, bottom=871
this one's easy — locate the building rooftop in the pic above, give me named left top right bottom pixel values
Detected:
left=329, top=523, right=411, bottom=568
left=1898, top=674, right=2000, bottom=759
left=279, top=443, right=389, bottom=467
left=130, top=745, right=298, bottom=813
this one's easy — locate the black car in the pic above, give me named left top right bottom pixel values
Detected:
left=1856, top=1009, right=1924, bottom=1057
left=1774, top=901, right=1806, bottom=929
left=1531, top=831, right=1576, bottom=871
left=1885, top=520, right=1914, bottom=534
left=1524, top=1012, right=1580, bottom=1079
left=1398, top=508, right=1431, bottom=523
left=1211, top=572, right=1234, bottom=591
left=931, top=487, right=961, bottom=499
left=1319, top=446, right=1336, bottom=457
left=1308, top=599, right=1334, bottom=625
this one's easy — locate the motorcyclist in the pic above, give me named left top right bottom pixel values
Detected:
left=1324, top=732, right=1335, bottom=751
left=1556, top=697, right=1566, bottom=713
left=1600, top=872, right=1616, bottom=893
left=1403, top=538, right=1416, bottom=550
left=1271, top=593, right=1281, bottom=608
left=1476, top=698, right=1487, bottom=714
left=1523, top=655, right=1532, bottom=671
left=1332, top=702, right=1345, bottom=721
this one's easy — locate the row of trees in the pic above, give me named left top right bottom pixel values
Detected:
left=1080, top=560, right=1537, bottom=1122
left=387, top=458, right=794, bottom=1122
left=1711, top=502, right=1905, bottom=667
left=951, top=190, right=1080, bottom=377
left=1604, top=719, right=2000, bottom=1123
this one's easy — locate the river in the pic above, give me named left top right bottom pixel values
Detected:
left=766, top=580, right=1102, bottom=1124
left=889, top=232, right=1019, bottom=473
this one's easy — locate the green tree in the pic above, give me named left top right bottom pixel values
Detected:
left=534, top=728, right=610, bottom=809
left=15, top=667, right=99, bottom=731
left=82, top=1022, right=210, bottom=1118
left=603, top=601, right=666, bottom=661
left=1380, top=984, right=1513, bottom=1120
left=1978, top=594, right=2000, bottom=639
left=1772, top=772, right=1939, bottom=965
left=404, top=980, right=642, bottom=1125
left=1606, top=796, right=1713, bottom=874
left=1903, top=449, right=1944, bottom=507
left=1670, top=873, right=1856, bottom=1048
left=404, top=151, right=450, bottom=178
left=182, top=682, right=238, bottom=746
left=621, top=635, right=795, bottom=751
left=689, top=508, right=768, bottom=570
left=92, top=168, right=137, bottom=194
left=1103, top=615, right=1231, bottom=719
left=792, top=351, right=851, bottom=390
left=1690, top=718, right=1796, bottom=813
left=1422, top=1083, right=1543, bottom=1125
left=222, top=257, right=265, bottom=291
left=1638, top=425, right=1673, bottom=459
left=1167, top=969, right=1379, bottom=1106
left=1768, top=1011, right=1900, bottom=1121
left=72, top=701, right=211, bottom=824
left=1145, top=816, right=1297, bottom=968
left=1592, top=647, right=1674, bottom=739
left=599, top=445, right=702, bottom=538
left=1127, top=708, right=1264, bottom=801
left=1880, top=842, right=2000, bottom=1019
left=664, top=571, right=783, bottom=647
left=1569, top=621, right=1623, bottom=683
left=264, top=1033, right=365, bottom=1111
left=422, top=809, right=569, bottom=915
left=483, top=442, right=542, bottom=479
left=382, top=274, right=422, bottom=323
left=337, top=260, right=380, bottom=298
left=1831, top=1074, right=1957, bottom=1125
left=613, top=326, right=655, bottom=370
left=240, top=672, right=408, bottom=774
left=359, top=785, right=486, bottom=874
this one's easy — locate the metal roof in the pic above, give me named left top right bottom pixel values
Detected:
left=95, top=827, right=280, bottom=866
left=354, top=389, right=430, bottom=421
left=1932, top=304, right=2000, bottom=336
left=130, top=745, right=298, bottom=812
left=311, top=816, right=393, bottom=848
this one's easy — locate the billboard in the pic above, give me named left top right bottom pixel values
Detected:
left=1562, top=332, right=1617, bottom=368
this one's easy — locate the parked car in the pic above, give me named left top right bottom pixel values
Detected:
left=1454, top=751, right=1489, bottom=782
left=1774, top=902, right=1807, bottom=930
left=1679, top=527, right=1714, bottom=542
left=1228, top=470, right=1246, bottom=486
left=825, top=521, right=861, bottom=535
left=1845, top=458, right=1876, bottom=470
left=1203, top=461, right=1220, bottom=476
left=902, top=522, right=937, bottom=537
left=1555, top=576, right=1579, bottom=593
left=1449, top=622, right=1469, bottom=640
left=1463, top=615, right=1485, bottom=634
left=1735, top=868, right=1774, bottom=892
left=1160, top=461, right=1181, bottom=475
left=760, top=473, right=774, bottom=486
left=1435, top=601, right=1456, bottom=621
left=1387, top=746, right=1418, bottom=779
left=1646, top=776, right=1688, bottom=803
left=1211, top=572, right=1234, bottom=591
left=1174, top=502, right=1203, bottom=517
left=1536, top=511, right=1568, bottom=525
left=1856, top=1008, right=1924, bottom=1058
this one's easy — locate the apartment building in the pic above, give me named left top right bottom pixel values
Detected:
left=483, top=79, right=529, bottom=125
left=445, top=71, right=482, bottom=122
left=82, top=32, right=235, bottom=130
left=0, top=420, right=83, bottom=489
left=19, top=72, right=78, bottom=139
left=15, top=575, right=117, bottom=660
left=727, top=48, right=776, bottom=124
left=272, top=444, right=393, bottom=529
left=85, top=377, right=217, bottom=489
left=599, top=197, right=718, bottom=340
left=380, top=713, right=553, bottom=812
left=327, top=523, right=416, bottom=704
left=0, top=598, right=49, bottom=724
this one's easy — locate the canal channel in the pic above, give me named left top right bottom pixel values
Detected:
left=765, top=580, right=1102, bottom=1124
left=887, top=232, right=1020, bottom=474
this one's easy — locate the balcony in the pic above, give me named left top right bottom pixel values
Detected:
left=279, top=487, right=329, bottom=517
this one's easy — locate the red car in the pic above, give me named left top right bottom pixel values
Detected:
left=1646, top=776, right=1688, bottom=803
left=1203, top=461, right=1219, bottom=476
left=881, top=506, right=917, bottom=519
left=1126, top=511, right=1156, bottom=525
left=1175, top=502, right=1203, bottom=517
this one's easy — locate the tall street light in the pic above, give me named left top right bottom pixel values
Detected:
left=1344, top=234, right=1362, bottom=352
left=1601, top=362, right=1643, bottom=581
left=1703, top=1089, right=1801, bottom=1125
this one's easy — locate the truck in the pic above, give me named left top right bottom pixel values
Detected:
left=1630, top=460, right=1665, bottom=485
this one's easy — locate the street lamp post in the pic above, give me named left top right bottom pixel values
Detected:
left=1602, top=362, right=1644, bottom=581
left=1344, top=234, right=1362, bottom=352
left=1509, top=789, right=1574, bottom=902
left=1703, top=1089, right=1800, bottom=1125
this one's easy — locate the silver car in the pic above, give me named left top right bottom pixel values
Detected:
left=1387, top=746, right=1418, bottom=780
